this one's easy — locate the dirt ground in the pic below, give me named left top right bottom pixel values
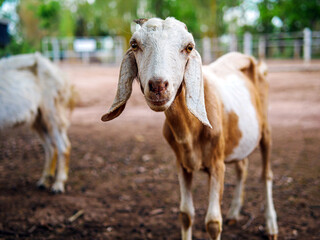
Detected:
left=0, top=62, right=319, bottom=240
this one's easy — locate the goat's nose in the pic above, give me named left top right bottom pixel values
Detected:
left=148, top=78, right=169, bottom=94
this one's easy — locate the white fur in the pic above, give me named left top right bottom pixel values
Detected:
left=203, top=68, right=260, bottom=162
left=205, top=176, right=222, bottom=239
left=0, top=53, right=72, bottom=193
left=0, top=70, right=40, bottom=127
left=265, top=179, right=278, bottom=235
left=226, top=159, right=248, bottom=220
left=227, top=180, right=244, bottom=219
left=178, top=166, right=194, bottom=240
left=131, top=18, right=194, bottom=111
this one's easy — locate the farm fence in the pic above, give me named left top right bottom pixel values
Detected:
left=42, top=28, right=320, bottom=64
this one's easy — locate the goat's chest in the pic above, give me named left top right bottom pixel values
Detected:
left=213, top=74, right=261, bottom=162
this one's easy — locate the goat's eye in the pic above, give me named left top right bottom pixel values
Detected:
left=186, top=44, right=194, bottom=53
left=131, top=42, right=138, bottom=50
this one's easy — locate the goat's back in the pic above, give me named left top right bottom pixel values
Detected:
left=206, top=52, right=269, bottom=114
left=0, top=53, right=72, bottom=129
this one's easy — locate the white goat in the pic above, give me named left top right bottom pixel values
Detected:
left=102, top=18, right=278, bottom=240
left=0, top=53, right=73, bottom=193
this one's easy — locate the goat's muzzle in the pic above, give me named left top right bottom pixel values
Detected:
left=148, top=77, right=169, bottom=95
left=146, top=77, right=170, bottom=107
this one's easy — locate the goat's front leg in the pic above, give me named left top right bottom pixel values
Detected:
left=51, top=129, right=71, bottom=193
left=205, top=159, right=225, bottom=240
left=178, top=164, right=194, bottom=240
left=226, top=158, right=248, bottom=224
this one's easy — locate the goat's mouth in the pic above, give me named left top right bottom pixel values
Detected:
left=147, top=98, right=169, bottom=106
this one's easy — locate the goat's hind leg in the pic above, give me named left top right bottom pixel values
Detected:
left=178, top=164, right=195, bottom=240
left=51, top=128, right=71, bottom=193
left=260, top=126, right=278, bottom=239
left=226, top=157, right=248, bottom=225
left=37, top=135, right=57, bottom=189
left=32, top=113, right=57, bottom=190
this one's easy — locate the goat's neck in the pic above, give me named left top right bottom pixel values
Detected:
left=165, top=87, right=202, bottom=144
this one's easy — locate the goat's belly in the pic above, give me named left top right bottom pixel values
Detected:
left=210, top=74, right=261, bottom=162
left=224, top=114, right=260, bottom=162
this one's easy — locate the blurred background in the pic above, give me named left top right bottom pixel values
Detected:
left=1, top=1, right=320, bottom=239
left=1, top=0, right=320, bottom=64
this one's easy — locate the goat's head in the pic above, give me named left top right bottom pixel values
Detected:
left=102, top=17, right=211, bottom=127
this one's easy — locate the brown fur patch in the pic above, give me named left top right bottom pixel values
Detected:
left=64, top=147, right=71, bottom=175
left=67, top=85, right=78, bottom=112
left=49, top=149, right=57, bottom=176
left=223, top=111, right=242, bottom=157
left=32, top=108, right=48, bottom=138
left=226, top=219, right=237, bottom=226
left=179, top=212, right=191, bottom=230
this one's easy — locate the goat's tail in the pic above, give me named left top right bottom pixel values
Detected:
left=255, top=59, right=270, bottom=125
left=257, top=60, right=268, bottom=79
left=234, top=55, right=269, bottom=121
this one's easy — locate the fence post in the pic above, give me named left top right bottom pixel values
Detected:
left=202, top=37, right=211, bottom=64
left=258, top=36, right=266, bottom=59
left=51, top=38, right=60, bottom=63
left=294, top=40, right=300, bottom=59
left=115, top=37, right=125, bottom=64
left=229, top=34, right=237, bottom=52
left=244, top=32, right=252, bottom=56
left=303, top=28, right=312, bottom=63
left=42, top=38, right=49, bottom=58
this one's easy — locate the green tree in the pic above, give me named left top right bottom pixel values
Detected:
left=276, top=0, right=320, bottom=31
left=256, top=0, right=320, bottom=32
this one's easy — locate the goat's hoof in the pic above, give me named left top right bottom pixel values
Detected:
left=37, top=180, right=49, bottom=190
left=51, top=188, right=63, bottom=194
left=51, top=182, right=65, bottom=194
left=226, top=219, right=237, bottom=226
left=37, top=183, right=47, bottom=191
left=206, top=221, right=221, bottom=240
left=268, top=234, right=278, bottom=240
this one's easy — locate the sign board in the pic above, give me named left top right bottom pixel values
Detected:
left=74, top=39, right=96, bottom=52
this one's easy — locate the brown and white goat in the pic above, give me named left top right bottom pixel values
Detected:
left=101, top=17, right=278, bottom=240
left=0, top=53, right=73, bottom=193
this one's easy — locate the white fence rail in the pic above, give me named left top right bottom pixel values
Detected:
left=197, top=28, right=320, bottom=64
left=42, top=36, right=125, bottom=64
left=42, top=28, right=320, bottom=64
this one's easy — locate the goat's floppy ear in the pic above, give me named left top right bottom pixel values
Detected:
left=101, top=49, right=137, bottom=121
left=184, top=49, right=212, bottom=128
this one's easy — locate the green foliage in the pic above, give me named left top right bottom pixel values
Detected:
left=37, top=0, right=60, bottom=32
left=256, top=0, right=277, bottom=33
left=59, top=8, right=75, bottom=37
left=0, top=36, right=36, bottom=57
left=1, top=0, right=320, bottom=55
left=276, top=0, right=320, bottom=31
left=256, top=0, right=320, bottom=33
